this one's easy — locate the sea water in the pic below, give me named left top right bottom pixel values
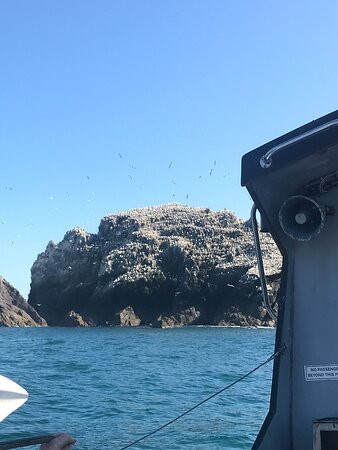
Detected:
left=0, top=327, right=275, bottom=449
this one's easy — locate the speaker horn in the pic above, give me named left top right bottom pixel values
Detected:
left=278, top=195, right=325, bottom=241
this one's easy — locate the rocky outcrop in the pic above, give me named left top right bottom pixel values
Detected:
left=64, top=310, right=88, bottom=327
left=155, top=307, right=201, bottom=328
left=114, top=306, right=141, bottom=327
left=28, top=204, right=282, bottom=327
left=0, top=276, right=47, bottom=327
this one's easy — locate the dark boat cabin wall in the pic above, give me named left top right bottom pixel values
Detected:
left=241, top=111, right=338, bottom=450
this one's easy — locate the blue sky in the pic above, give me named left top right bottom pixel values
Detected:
left=1, top=0, right=338, bottom=297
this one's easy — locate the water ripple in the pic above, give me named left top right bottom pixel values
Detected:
left=0, top=327, right=274, bottom=449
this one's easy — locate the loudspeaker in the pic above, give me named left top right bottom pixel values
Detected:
left=279, top=195, right=325, bottom=241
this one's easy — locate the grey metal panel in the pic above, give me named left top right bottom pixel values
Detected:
left=292, top=193, right=338, bottom=449
left=243, top=120, right=338, bottom=449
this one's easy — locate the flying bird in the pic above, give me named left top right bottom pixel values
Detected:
left=210, top=169, right=213, bottom=176
left=118, top=153, right=123, bottom=158
left=168, top=161, right=173, bottom=169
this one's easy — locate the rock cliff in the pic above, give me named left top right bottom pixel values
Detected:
left=28, top=204, right=282, bottom=327
left=0, top=276, right=47, bottom=327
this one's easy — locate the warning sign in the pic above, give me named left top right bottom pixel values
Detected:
left=304, top=365, right=338, bottom=381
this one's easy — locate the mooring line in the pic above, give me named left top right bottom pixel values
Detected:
left=119, top=346, right=284, bottom=449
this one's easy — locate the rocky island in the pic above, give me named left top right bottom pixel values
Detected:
left=0, top=276, right=46, bottom=327
left=27, top=204, right=282, bottom=328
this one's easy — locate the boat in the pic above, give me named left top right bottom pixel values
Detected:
left=242, top=110, right=338, bottom=449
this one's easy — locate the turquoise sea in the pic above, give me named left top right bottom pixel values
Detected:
left=0, top=327, right=275, bottom=449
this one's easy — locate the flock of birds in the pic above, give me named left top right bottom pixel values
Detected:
left=115, top=154, right=227, bottom=198
left=1, top=154, right=230, bottom=246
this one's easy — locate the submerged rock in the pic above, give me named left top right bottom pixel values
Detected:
left=28, top=204, right=282, bottom=327
left=0, top=276, right=46, bottom=327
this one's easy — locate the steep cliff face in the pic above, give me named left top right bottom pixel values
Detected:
left=0, top=276, right=47, bottom=327
left=29, top=204, right=282, bottom=327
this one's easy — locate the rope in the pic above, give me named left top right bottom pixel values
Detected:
left=119, top=346, right=284, bottom=449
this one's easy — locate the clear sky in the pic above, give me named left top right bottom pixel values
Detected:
left=1, top=0, right=338, bottom=297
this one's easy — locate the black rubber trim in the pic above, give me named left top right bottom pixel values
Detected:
left=252, top=260, right=288, bottom=449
